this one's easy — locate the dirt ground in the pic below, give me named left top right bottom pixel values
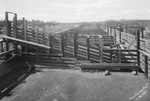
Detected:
left=1, top=68, right=150, bottom=101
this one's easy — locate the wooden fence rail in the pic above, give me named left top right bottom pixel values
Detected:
left=107, top=25, right=150, bottom=78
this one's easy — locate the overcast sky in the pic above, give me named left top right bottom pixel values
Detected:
left=0, top=0, right=150, bottom=22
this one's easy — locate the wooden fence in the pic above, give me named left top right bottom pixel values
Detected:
left=108, top=26, right=150, bottom=77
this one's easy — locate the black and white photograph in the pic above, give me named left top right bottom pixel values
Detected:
left=0, top=0, right=150, bottom=101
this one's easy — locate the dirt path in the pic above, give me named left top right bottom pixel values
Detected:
left=1, top=69, right=150, bottom=101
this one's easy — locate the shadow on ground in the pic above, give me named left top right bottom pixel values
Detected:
left=0, top=55, right=37, bottom=100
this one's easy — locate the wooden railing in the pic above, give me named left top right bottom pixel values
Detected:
left=107, top=25, right=150, bottom=78
left=5, top=14, right=48, bottom=46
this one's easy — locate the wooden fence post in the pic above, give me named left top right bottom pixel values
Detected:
left=23, top=18, right=27, bottom=41
left=86, top=35, right=90, bottom=60
left=61, top=34, right=64, bottom=56
left=114, top=27, right=116, bottom=44
left=136, top=30, right=140, bottom=74
left=5, top=12, right=9, bottom=36
left=48, top=34, right=52, bottom=53
left=99, top=35, right=103, bottom=63
left=13, top=14, right=17, bottom=38
left=141, top=27, right=144, bottom=39
left=73, top=33, right=77, bottom=58
left=144, top=55, right=148, bottom=78
left=32, top=20, right=35, bottom=39
left=110, top=26, right=112, bottom=36
left=42, top=26, right=45, bottom=45
left=36, top=28, right=39, bottom=43
left=119, top=49, right=121, bottom=63
left=119, top=26, right=122, bottom=43
left=0, top=42, right=3, bottom=52
left=13, top=14, right=18, bottom=53
left=107, top=26, right=109, bottom=36
left=23, top=18, right=28, bottom=52
left=126, top=25, right=128, bottom=33
left=5, top=40, right=9, bottom=51
left=137, top=30, right=140, bottom=63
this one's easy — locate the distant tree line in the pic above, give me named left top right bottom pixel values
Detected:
left=104, top=20, right=150, bottom=38
left=0, top=20, right=59, bottom=28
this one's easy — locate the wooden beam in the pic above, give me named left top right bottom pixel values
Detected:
left=99, top=35, right=103, bottom=63
left=144, top=55, right=148, bottom=78
left=86, top=35, right=90, bottom=60
left=36, top=28, right=39, bottom=43
left=119, top=26, right=121, bottom=43
left=48, top=35, right=52, bottom=53
left=61, top=34, right=64, bottom=56
left=73, top=33, right=77, bottom=58
left=0, top=49, right=15, bottom=57
left=80, top=63, right=138, bottom=69
left=13, top=14, right=17, bottom=38
left=137, top=30, right=140, bottom=67
left=5, top=12, right=9, bottom=36
left=114, top=28, right=116, bottom=44
left=139, top=50, right=150, bottom=57
left=23, top=18, right=28, bottom=52
left=141, top=27, right=144, bottom=38
left=0, top=42, right=4, bottom=52
left=2, top=35, right=50, bottom=49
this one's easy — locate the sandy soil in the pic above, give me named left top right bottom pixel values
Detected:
left=1, top=68, right=150, bottom=101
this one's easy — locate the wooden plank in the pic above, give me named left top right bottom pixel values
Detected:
left=5, top=12, right=9, bottom=36
left=80, top=63, right=138, bottom=69
left=139, top=50, right=150, bottom=57
left=34, top=62, right=74, bottom=68
left=13, top=14, right=17, bottom=38
left=0, top=49, right=15, bottom=57
left=61, top=34, right=64, bottom=56
left=2, top=35, right=50, bottom=49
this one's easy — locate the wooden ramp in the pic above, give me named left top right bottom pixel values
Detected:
left=2, top=35, right=50, bottom=49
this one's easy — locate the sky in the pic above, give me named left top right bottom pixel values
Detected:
left=0, top=0, right=150, bottom=22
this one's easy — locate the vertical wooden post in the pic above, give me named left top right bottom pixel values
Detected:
left=144, top=55, right=148, bottom=78
left=42, top=26, right=45, bottom=45
left=141, top=27, right=144, bottom=39
left=61, top=34, right=64, bottom=56
left=114, top=27, right=116, bottom=44
left=73, top=33, right=77, bottom=58
left=110, top=26, right=112, bottom=36
left=36, top=28, right=39, bottom=43
left=118, top=49, right=121, bottom=63
left=99, top=35, right=103, bottom=63
left=136, top=30, right=140, bottom=74
left=86, top=35, right=90, bottom=60
left=5, top=12, right=9, bottom=36
left=13, top=14, right=18, bottom=53
left=5, top=40, right=9, bottom=51
left=126, top=25, right=128, bottom=33
left=107, top=26, right=109, bottom=36
left=23, top=18, right=27, bottom=41
left=13, top=14, right=17, bottom=38
left=119, top=26, right=121, bottom=43
left=32, top=20, right=35, bottom=39
left=23, top=18, right=28, bottom=53
left=0, top=42, right=2, bottom=52
left=137, top=30, right=140, bottom=50
left=48, top=34, right=52, bottom=53
left=0, top=42, right=3, bottom=52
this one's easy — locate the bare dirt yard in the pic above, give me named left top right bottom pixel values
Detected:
left=1, top=68, right=150, bottom=101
